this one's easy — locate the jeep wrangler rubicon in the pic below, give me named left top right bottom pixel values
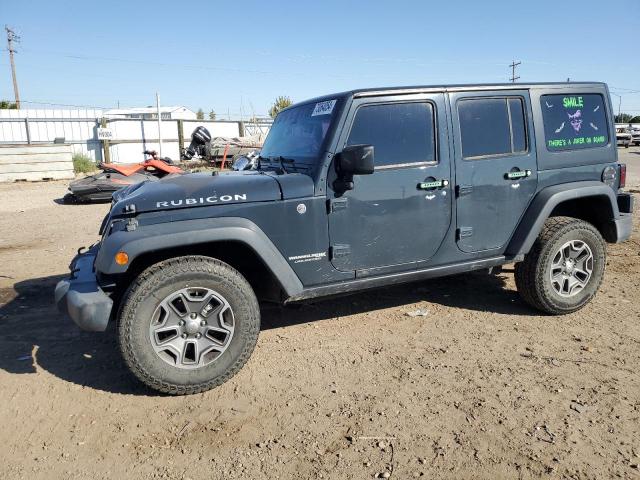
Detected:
left=55, top=83, right=633, bottom=395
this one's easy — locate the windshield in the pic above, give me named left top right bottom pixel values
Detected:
left=260, top=99, right=340, bottom=161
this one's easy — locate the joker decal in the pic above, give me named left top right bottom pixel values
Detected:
left=568, top=109, right=583, bottom=133
left=542, top=94, right=609, bottom=150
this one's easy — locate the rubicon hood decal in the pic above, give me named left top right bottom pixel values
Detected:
left=112, top=171, right=282, bottom=214
left=156, top=193, right=247, bottom=208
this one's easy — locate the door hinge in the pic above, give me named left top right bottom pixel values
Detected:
left=457, top=227, right=473, bottom=239
left=330, top=244, right=351, bottom=259
left=456, top=185, right=473, bottom=197
left=327, top=198, right=348, bottom=213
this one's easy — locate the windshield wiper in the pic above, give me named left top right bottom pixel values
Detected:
left=275, top=156, right=296, bottom=174
left=256, top=154, right=266, bottom=171
left=261, top=155, right=295, bottom=174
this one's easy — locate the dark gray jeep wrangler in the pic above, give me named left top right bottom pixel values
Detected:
left=55, top=82, right=633, bottom=394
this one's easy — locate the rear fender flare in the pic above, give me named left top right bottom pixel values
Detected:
left=506, top=181, right=619, bottom=256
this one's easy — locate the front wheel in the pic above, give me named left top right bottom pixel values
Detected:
left=514, top=217, right=606, bottom=315
left=118, top=256, right=260, bottom=395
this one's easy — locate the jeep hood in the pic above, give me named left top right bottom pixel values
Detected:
left=111, top=171, right=314, bottom=214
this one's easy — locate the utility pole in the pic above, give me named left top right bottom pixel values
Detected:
left=509, top=60, right=521, bottom=83
left=611, top=93, right=622, bottom=122
left=156, top=92, right=162, bottom=158
left=5, top=26, right=21, bottom=108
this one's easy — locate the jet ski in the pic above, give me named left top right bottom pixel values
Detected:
left=64, top=151, right=184, bottom=204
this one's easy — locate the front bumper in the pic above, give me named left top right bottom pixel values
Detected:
left=54, top=246, right=113, bottom=332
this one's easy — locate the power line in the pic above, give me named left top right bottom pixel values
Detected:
left=609, top=86, right=640, bottom=93
left=509, top=60, right=521, bottom=83
left=610, top=88, right=640, bottom=94
left=5, top=26, right=20, bottom=108
left=18, top=99, right=110, bottom=109
left=15, top=99, right=270, bottom=116
left=16, top=47, right=355, bottom=80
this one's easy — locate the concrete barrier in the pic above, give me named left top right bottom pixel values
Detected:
left=0, top=144, right=74, bottom=182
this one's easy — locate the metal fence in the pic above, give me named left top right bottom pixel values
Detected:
left=0, top=116, right=102, bottom=160
left=0, top=111, right=272, bottom=164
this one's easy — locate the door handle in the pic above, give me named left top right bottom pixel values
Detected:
left=418, top=179, right=449, bottom=190
left=504, top=169, right=532, bottom=180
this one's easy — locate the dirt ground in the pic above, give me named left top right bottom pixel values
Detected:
left=1, top=149, right=639, bottom=480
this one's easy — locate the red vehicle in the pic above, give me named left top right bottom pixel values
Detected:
left=64, top=151, right=184, bottom=204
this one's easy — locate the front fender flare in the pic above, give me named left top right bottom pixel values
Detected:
left=505, top=181, right=619, bottom=256
left=95, top=217, right=304, bottom=297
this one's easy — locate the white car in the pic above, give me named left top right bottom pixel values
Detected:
left=615, top=124, right=632, bottom=148
left=630, top=125, right=640, bottom=146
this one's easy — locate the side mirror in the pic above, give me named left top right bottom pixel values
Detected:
left=333, top=145, right=374, bottom=192
left=336, top=144, right=374, bottom=175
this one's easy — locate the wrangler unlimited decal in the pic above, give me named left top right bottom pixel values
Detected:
left=288, top=252, right=327, bottom=264
left=156, top=194, right=247, bottom=208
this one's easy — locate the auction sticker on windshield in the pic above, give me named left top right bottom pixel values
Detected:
left=312, top=99, right=337, bottom=116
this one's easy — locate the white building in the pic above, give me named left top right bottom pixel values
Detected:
left=103, top=106, right=197, bottom=120
left=0, top=106, right=196, bottom=121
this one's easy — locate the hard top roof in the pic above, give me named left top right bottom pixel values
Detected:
left=291, top=82, right=608, bottom=108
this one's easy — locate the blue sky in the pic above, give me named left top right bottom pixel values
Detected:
left=1, top=0, right=639, bottom=118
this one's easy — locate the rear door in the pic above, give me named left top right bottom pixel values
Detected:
left=450, top=91, right=538, bottom=253
left=327, top=93, right=452, bottom=273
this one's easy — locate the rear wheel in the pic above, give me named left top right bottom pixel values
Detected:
left=514, top=217, right=606, bottom=315
left=118, top=256, right=260, bottom=395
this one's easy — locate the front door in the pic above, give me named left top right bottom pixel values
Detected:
left=450, top=91, right=538, bottom=253
left=327, top=93, right=452, bottom=273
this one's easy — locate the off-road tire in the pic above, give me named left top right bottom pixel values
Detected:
left=118, top=256, right=260, bottom=395
left=514, top=216, right=606, bottom=315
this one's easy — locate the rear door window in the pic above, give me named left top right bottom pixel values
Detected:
left=540, top=94, right=609, bottom=151
left=458, top=97, right=528, bottom=159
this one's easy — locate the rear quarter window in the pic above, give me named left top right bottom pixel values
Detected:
left=540, top=94, right=609, bottom=151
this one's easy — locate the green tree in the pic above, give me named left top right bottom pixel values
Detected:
left=629, top=116, right=640, bottom=124
left=196, top=108, right=205, bottom=120
left=269, top=96, right=292, bottom=118
left=0, top=100, right=17, bottom=109
left=614, top=113, right=633, bottom=123
left=208, top=110, right=216, bottom=120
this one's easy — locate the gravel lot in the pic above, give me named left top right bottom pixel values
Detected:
left=0, top=149, right=639, bottom=480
